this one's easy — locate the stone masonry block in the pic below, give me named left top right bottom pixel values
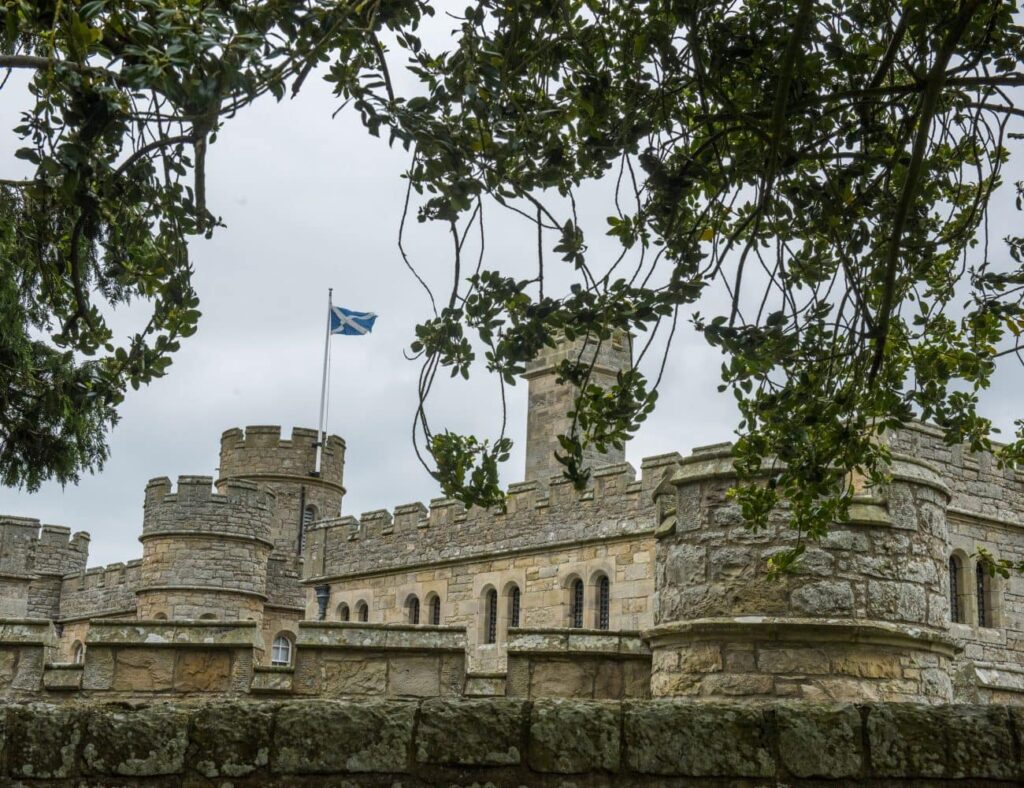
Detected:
left=623, top=700, right=775, bottom=777
left=7, top=703, right=84, bottom=779
left=272, top=700, right=414, bottom=774
left=528, top=699, right=620, bottom=774
left=82, top=705, right=189, bottom=777
left=866, top=704, right=947, bottom=778
left=191, top=702, right=272, bottom=778
left=941, top=705, right=1015, bottom=780
left=777, top=703, right=863, bottom=779
left=416, top=698, right=527, bottom=766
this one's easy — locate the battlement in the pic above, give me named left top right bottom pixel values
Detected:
left=142, top=476, right=275, bottom=544
left=59, top=559, right=143, bottom=620
left=218, top=425, right=345, bottom=488
left=305, top=453, right=682, bottom=580
left=0, top=516, right=89, bottom=578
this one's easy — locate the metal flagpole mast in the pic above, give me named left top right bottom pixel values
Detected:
left=315, top=288, right=333, bottom=475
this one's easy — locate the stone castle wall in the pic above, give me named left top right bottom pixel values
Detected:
left=0, top=517, right=89, bottom=618
left=2, top=699, right=1022, bottom=785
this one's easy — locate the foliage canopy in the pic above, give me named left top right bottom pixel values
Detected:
left=3, top=1, right=1024, bottom=570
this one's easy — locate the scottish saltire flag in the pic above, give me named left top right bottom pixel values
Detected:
left=330, top=306, right=377, bottom=336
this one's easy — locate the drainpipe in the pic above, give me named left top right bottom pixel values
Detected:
left=315, top=584, right=330, bottom=621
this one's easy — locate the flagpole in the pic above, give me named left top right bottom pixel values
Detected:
left=315, top=287, right=333, bottom=475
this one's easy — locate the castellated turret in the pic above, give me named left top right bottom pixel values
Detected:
left=0, top=516, right=89, bottom=618
left=217, top=426, right=345, bottom=555
left=136, top=476, right=274, bottom=624
left=523, top=332, right=633, bottom=483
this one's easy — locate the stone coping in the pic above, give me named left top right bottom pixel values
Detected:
left=3, top=700, right=1021, bottom=782
left=644, top=617, right=959, bottom=658
left=297, top=621, right=466, bottom=652
left=138, top=529, right=276, bottom=549
left=973, top=662, right=1024, bottom=694
left=669, top=447, right=949, bottom=499
left=507, top=628, right=651, bottom=658
left=85, top=620, right=262, bottom=649
left=0, top=619, right=57, bottom=646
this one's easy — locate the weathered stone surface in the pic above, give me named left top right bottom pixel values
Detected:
left=191, top=702, right=272, bottom=778
left=417, top=698, right=526, bottom=766
left=388, top=654, right=440, bottom=697
left=82, top=705, right=188, bottom=776
left=7, top=703, right=83, bottom=779
left=866, top=704, right=947, bottom=777
left=530, top=658, right=595, bottom=698
left=777, top=703, right=863, bottom=778
left=112, top=647, right=174, bottom=691
left=529, top=699, right=620, bottom=774
left=758, top=647, right=829, bottom=675
left=272, top=700, right=414, bottom=773
left=321, top=653, right=388, bottom=696
left=941, top=705, right=1015, bottom=779
left=790, top=581, right=855, bottom=616
left=623, top=701, right=775, bottom=777
left=173, top=650, right=231, bottom=691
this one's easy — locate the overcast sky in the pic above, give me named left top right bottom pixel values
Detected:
left=2, top=37, right=1022, bottom=568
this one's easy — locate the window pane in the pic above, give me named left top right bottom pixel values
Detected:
left=598, top=575, right=610, bottom=630
left=510, top=586, right=521, bottom=629
left=976, top=563, right=988, bottom=627
left=486, top=589, right=498, bottom=644
left=357, top=602, right=368, bottom=622
left=431, top=596, right=441, bottom=626
left=410, top=596, right=420, bottom=625
left=949, top=557, right=960, bottom=623
left=571, top=579, right=584, bottom=628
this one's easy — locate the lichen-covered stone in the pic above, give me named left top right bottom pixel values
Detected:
left=82, top=704, right=188, bottom=776
left=7, top=703, right=83, bottom=779
left=623, top=700, right=774, bottom=777
left=416, top=698, right=526, bottom=766
left=272, top=700, right=414, bottom=773
left=528, top=699, right=620, bottom=774
left=866, top=703, right=947, bottom=777
left=941, top=705, right=1015, bottom=779
left=191, top=702, right=272, bottom=778
left=777, top=703, right=863, bottom=778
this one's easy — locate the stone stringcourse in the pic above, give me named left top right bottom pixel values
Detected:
left=0, top=699, right=1022, bottom=785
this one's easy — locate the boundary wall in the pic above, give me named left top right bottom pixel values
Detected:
left=1, top=699, right=1022, bottom=785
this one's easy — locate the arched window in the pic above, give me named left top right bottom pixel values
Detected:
left=570, top=578, right=584, bottom=628
left=73, top=642, right=85, bottom=664
left=430, top=595, right=441, bottom=626
left=408, top=595, right=420, bottom=625
left=271, top=634, right=293, bottom=666
left=338, top=602, right=350, bottom=622
left=597, top=574, right=610, bottom=630
left=508, top=585, right=521, bottom=629
left=949, top=556, right=963, bottom=623
left=977, top=562, right=991, bottom=627
left=484, top=588, right=498, bottom=644
left=356, top=600, right=369, bottom=622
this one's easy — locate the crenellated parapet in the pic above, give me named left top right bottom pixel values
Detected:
left=304, top=453, right=683, bottom=582
left=136, top=476, right=275, bottom=622
left=59, top=559, right=143, bottom=620
left=0, top=516, right=90, bottom=618
left=218, top=426, right=346, bottom=555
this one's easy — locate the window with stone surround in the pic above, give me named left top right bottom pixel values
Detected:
left=949, top=555, right=963, bottom=623
left=407, top=595, right=421, bottom=625
left=570, top=578, right=584, bottom=628
left=508, top=585, right=521, bottom=629
left=484, top=588, right=498, bottom=644
left=356, top=600, right=369, bottom=622
left=338, top=602, right=350, bottom=621
left=428, top=594, right=441, bottom=626
left=73, top=642, right=85, bottom=664
left=597, top=574, right=610, bottom=630
left=976, top=562, right=997, bottom=628
left=271, top=634, right=293, bottom=666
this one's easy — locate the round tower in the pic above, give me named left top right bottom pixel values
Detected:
left=523, top=332, right=633, bottom=483
left=136, top=476, right=274, bottom=623
left=217, top=426, right=345, bottom=555
left=647, top=445, right=958, bottom=703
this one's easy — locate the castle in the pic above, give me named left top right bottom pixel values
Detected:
left=0, top=335, right=1021, bottom=705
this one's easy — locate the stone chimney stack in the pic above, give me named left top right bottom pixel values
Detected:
left=522, top=332, right=633, bottom=483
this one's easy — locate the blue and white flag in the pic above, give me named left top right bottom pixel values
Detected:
left=329, top=306, right=377, bottom=336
